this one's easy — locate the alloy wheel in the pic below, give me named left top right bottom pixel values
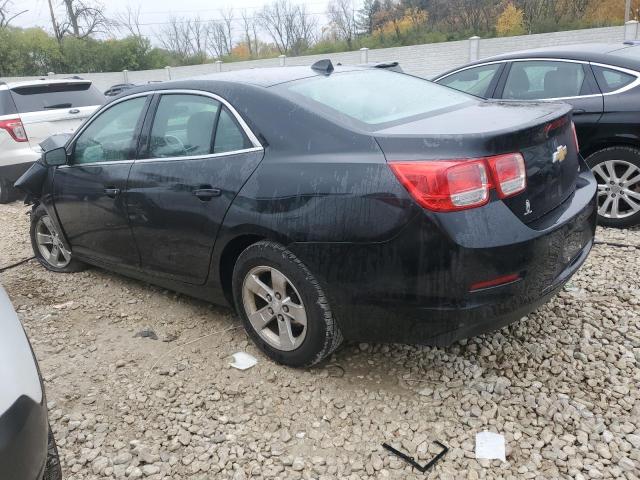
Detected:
left=592, top=159, right=640, bottom=219
left=35, top=215, right=72, bottom=269
left=241, top=266, right=307, bottom=351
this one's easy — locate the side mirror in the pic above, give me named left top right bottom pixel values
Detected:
left=43, top=147, right=67, bottom=167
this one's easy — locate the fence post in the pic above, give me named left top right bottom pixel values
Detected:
left=360, top=47, right=369, bottom=64
left=165, top=66, right=172, bottom=80
left=47, top=72, right=55, bottom=78
left=279, top=54, right=286, bottom=66
left=215, top=60, right=223, bottom=72
left=123, top=69, right=129, bottom=83
left=624, top=20, right=638, bottom=41
left=468, top=36, right=481, bottom=62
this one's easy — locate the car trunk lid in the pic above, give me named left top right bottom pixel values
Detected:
left=375, top=100, right=579, bottom=223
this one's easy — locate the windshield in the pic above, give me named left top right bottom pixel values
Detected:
left=282, top=70, right=474, bottom=127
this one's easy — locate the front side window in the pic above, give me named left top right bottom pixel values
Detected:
left=438, top=63, right=503, bottom=97
left=592, top=65, right=636, bottom=93
left=283, top=70, right=474, bottom=127
left=73, top=96, right=147, bottom=165
left=149, top=94, right=221, bottom=158
left=503, top=61, right=586, bottom=100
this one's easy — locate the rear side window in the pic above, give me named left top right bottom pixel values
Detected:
left=0, top=90, right=17, bottom=116
left=284, top=70, right=473, bottom=127
left=502, top=61, right=586, bottom=100
left=213, top=108, right=252, bottom=154
left=149, top=94, right=221, bottom=158
left=9, top=82, right=105, bottom=113
left=592, top=66, right=637, bottom=93
left=438, top=63, right=503, bottom=97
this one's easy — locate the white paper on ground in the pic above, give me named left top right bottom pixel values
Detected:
left=475, top=431, right=506, bottom=462
left=230, top=352, right=257, bottom=370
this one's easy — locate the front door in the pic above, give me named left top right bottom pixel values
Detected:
left=52, top=95, right=151, bottom=265
left=127, top=92, right=263, bottom=284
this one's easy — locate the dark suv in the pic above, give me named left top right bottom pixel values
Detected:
left=0, top=285, right=61, bottom=479
left=434, top=43, right=640, bottom=228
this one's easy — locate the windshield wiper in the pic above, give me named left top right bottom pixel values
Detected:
left=44, top=103, right=73, bottom=109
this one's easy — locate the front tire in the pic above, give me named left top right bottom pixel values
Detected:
left=232, top=241, right=342, bottom=367
left=30, top=206, right=85, bottom=273
left=586, top=146, right=640, bottom=228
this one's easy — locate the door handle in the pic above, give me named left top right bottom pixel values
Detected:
left=573, top=109, right=586, bottom=114
left=193, top=187, right=221, bottom=200
left=104, top=187, right=120, bottom=198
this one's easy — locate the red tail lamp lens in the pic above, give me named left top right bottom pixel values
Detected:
left=486, top=153, right=526, bottom=198
left=470, top=273, right=521, bottom=291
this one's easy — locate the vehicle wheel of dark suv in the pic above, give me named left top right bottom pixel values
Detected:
left=30, top=206, right=86, bottom=273
left=232, top=241, right=342, bottom=367
left=586, top=146, right=640, bottom=228
left=44, top=426, right=62, bottom=480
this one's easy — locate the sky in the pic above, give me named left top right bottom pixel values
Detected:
left=12, top=0, right=336, bottom=44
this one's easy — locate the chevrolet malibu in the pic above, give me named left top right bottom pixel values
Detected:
left=16, top=62, right=597, bottom=367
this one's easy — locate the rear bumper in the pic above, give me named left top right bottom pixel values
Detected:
left=0, top=147, right=40, bottom=183
left=290, top=167, right=597, bottom=346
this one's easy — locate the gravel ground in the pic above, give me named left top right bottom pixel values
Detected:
left=0, top=200, right=639, bottom=480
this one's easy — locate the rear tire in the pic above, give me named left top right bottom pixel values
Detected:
left=43, top=426, right=62, bottom=480
left=30, top=206, right=86, bottom=273
left=232, top=241, right=342, bottom=367
left=586, top=146, right=640, bottom=228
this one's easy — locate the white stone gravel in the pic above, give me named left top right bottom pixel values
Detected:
left=0, top=201, right=639, bottom=479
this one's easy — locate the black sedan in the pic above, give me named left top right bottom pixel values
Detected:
left=434, top=43, right=640, bottom=228
left=0, top=285, right=61, bottom=479
left=16, top=62, right=597, bottom=367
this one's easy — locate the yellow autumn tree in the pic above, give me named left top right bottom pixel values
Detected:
left=496, top=2, right=525, bottom=36
left=584, top=0, right=628, bottom=25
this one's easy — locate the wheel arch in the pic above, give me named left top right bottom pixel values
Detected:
left=581, top=138, right=640, bottom=160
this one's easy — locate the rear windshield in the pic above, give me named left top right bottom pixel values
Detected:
left=9, top=82, right=105, bottom=113
left=282, top=70, right=474, bottom=127
left=0, top=90, right=17, bottom=116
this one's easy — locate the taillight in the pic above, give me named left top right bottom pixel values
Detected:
left=0, top=117, right=28, bottom=142
left=390, top=153, right=527, bottom=212
left=571, top=122, right=579, bottom=152
left=486, top=153, right=526, bottom=199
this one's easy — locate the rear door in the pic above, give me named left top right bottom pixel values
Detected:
left=494, top=60, right=604, bottom=142
left=53, top=94, right=151, bottom=265
left=127, top=91, right=264, bottom=284
left=9, top=81, right=105, bottom=149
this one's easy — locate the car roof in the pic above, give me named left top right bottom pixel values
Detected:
left=435, top=43, right=640, bottom=78
left=0, top=78, right=93, bottom=90
left=140, top=64, right=367, bottom=91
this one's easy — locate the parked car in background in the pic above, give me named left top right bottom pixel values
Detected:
left=17, top=63, right=596, bottom=367
left=0, top=285, right=61, bottom=480
left=434, top=43, right=640, bottom=228
left=0, top=78, right=104, bottom=203
left=104, top=83, right=135, bottom=97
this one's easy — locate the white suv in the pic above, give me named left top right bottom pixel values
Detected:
left=0, top=78, right=104, bottom=203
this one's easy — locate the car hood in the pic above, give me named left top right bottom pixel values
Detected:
left=0, top=286, right=42, bottom=416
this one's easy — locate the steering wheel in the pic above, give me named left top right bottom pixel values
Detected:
left=164, top=135, right=186, bottom=153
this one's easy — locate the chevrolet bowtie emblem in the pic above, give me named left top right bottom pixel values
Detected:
left=552, top=145, right=568, bottom=163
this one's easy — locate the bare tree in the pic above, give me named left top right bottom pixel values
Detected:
left=327, top=0, right=356, bottom=48
left=208, top=21, right=230, bottom=58
left=219, top=8, right=234, bottom=55
left=116, top=4, right=143, bottom=38
left=61, top=0, right=111, bottom=38
left=240, top=9, right=256, bottom=56
left=259, top=0, right=317, bottom=56
left=158, top=16, right=194, bottom=58
left=0, top=0, right=27, bottom=28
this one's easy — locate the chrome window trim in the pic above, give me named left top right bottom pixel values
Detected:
left=59, top=160, right=134, bottom=169
left=64, top=89, right=263, bottom=168
left=134, top=146, right=264, bottom=164
left=436, top=57, right=640, bottom=100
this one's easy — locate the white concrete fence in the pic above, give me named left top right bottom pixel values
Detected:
left=2, top=22, right=638, bottom=92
